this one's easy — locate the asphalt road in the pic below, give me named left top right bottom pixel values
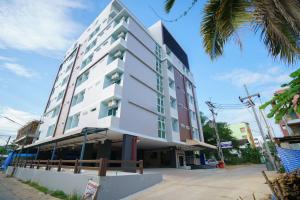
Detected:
left=126, top=164, right=271, bottom=200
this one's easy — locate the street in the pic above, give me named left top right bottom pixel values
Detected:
left=127, top=164, right=271, bottom=200
left=0, top=173, right=58, bottom=200
left=0, top=165, right=271, bottom=200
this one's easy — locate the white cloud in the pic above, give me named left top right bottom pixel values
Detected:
left=214, top=68, right=290, bottom=87
left=0, top=106, right=39, bottom=145
left=0, top=0, right=84, bottom=54
left=0, top=55, right=15, bottom=62
left=1, top=62, right=37, bottom=78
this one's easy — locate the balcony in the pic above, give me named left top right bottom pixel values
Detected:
left=106, top=58, right=124, bottom=74
left=101, top=83, right=122, bottom=100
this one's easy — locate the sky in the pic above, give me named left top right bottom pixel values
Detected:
left=0, top=0, right=298, bottom=145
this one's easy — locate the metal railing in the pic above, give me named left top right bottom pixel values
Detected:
left=11, top=159, right=143, bottom=176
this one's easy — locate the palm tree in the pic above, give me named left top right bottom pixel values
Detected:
left=164, top=0, right=300, bottom=64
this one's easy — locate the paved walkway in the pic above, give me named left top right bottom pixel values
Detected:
left=0, top=173, right=58, bottom=200
left=126, top=164, right=271, bottom=200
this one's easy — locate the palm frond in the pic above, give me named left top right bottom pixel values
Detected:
left=165, top=0, right=176, bottom=13
left=253, top=0, right=300, bottom=64
left=201, top=0, right=250, bottom=59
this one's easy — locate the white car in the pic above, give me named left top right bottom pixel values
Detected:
left=206, top=159, right=218, bottom=167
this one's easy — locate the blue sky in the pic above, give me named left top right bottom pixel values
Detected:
left=0, top=0, right=298, bottom=143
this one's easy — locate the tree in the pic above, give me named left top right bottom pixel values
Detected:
left=260, top=68, right=300, bottom=122
left=164, top=0, right=300, bottom=64
left=200, top=112, right=240, bottom=161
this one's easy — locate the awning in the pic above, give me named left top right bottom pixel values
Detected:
left=22, top=127, right=108, bottom=150
left=185, top=139, right=217, bottom=150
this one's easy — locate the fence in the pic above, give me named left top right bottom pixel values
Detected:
left=11, top=158, right=143, bottom=176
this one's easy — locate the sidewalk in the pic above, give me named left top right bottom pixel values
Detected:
left=0, top=172, right=58, bottom=200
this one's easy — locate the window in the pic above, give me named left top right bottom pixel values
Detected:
left=71, top=90, right=85, bottom=107
left=81, top=54, right=93, bottom=69
left=52, top=105, right=61, bottom=118
left=157, top=76, right=163, bottom=93
left=169, top=78, right=175, bottom=89
left=155, top=59, right=162, bottom=74
left=172, top=118, right=179, bottom=132
left=158, top=116, right=165, bottom=138
left=65, top=113, right=80, bottom=130
left=187, top=82, right=193, bottom=90
left=65, top=63, right=73, bottom=73
left=57, top=89, right=65, bottom=101
left=155, top=43, right=161, bottom=58
left=170, top=97, right=176, bottom=109
left=168, top=63, right=173, bottom=72
left=46, top=124, right=56, bottom=137
left=61, top=75, right=70, bottom=86
left=76, top=71, right=89, bottom=87
left=85, top=38, right=97, bottom=54
left=157, top=94, right=164, bottom=114
left=107, top=107, right=118, bottom=116
left=192, top=128, right=199, bottom=140
left=88, top=25, right=100, bottom=41
left=190, top=110, right=196, bottom=121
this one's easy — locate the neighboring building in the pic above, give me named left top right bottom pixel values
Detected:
left=14, top=120, right=40, bottom=146
left=27, top=0, right=215, bottom=168
left=274, top=89, right=300, bottom=136
left=229, top=122, right=256, bottom=148
left=253, top=136, right=264, bottom=149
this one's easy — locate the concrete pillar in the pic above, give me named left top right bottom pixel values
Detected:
left=121, top=134, right=137, bottom=172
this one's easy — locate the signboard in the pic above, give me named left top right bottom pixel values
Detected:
left=220, top=141, right=233, bottom=149
left=82, top=180, right=99, bottom=200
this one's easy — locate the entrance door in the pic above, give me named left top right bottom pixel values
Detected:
left=179, top=155, right=184, bottom=167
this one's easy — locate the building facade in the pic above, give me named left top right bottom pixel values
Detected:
left=274, top=89, right=300, bottom=137
left=229, top=122, right=256, bottom=148
left=31, top=0, right=215, bottom=168
left=14, top=120, right=40, bottom=146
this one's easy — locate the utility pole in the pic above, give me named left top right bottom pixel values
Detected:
left=259, top=108, right=274, bottom=140
left=239, top=84, right=276, bottom=170
left=205, top=101, right=224, bottom=161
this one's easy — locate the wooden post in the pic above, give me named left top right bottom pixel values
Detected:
left=58, top=159, right=62, bottom=172
left=46, top=159, right=49, bottom=170
left=98, top=158, right=103, bottom=176
left=99, top=158, right=107, bottom=176
left=74, top=159, right=79, bottom=174
left=30, top=159, right=33, bottom=168
left=139, top=160, right=143, bottom=174
left=37, top=160, right=40, bottom=169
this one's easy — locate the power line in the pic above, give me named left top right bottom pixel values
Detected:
left=0, top=115, right=24, bottom=126
left=149, top=0, right=199, bottom=23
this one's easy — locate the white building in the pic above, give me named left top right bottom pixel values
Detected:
left=29, top=0, right=215, bottom=168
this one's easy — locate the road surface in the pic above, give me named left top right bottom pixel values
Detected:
left=0, top=173, right=58, bottom=200
left=127, top=164, right=271, bottom=200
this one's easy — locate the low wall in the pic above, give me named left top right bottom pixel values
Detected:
left=6, top=166, right=162, bottom=200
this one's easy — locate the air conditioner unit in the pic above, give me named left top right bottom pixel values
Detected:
left=113, top=50, right=122, bottom=58
left=108, top=99, right=118, bottom=108
left=111, top=72, right=120, bottom=81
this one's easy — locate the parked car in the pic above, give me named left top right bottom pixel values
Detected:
left=206, top=159, right=218, bottom=167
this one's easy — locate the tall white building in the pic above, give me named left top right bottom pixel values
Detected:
left=31, top=0, right=215, bottom=168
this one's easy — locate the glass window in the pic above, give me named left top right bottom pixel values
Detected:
left=46, top=124, right=56, bottom=137
left=107, top=107, right=118, bottom=116
left=76, top=71, right=89, bottom=87
left=65, top=63, right=73, bottom=73
left=157, top=94, right=164, bottom=114
left=172, top=118, right=179, bottom=132
left=51, top=105, right=61, bottom=118
left=57, top=89, right=65, bottom=101
left=61, top=75, right=70, bottom=86
left=65, top=113, right=80, bottom=130
left=169, top=78, right=175, bottom=89
left=71, top=90, right=85, bottom=107
left=170, top=97, right=176, bottom=109
left=81, top=54, right=93, bottom=69
left=158, top=116, right=166, bottom=138
left=85, top=38, right=97, bottom=54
